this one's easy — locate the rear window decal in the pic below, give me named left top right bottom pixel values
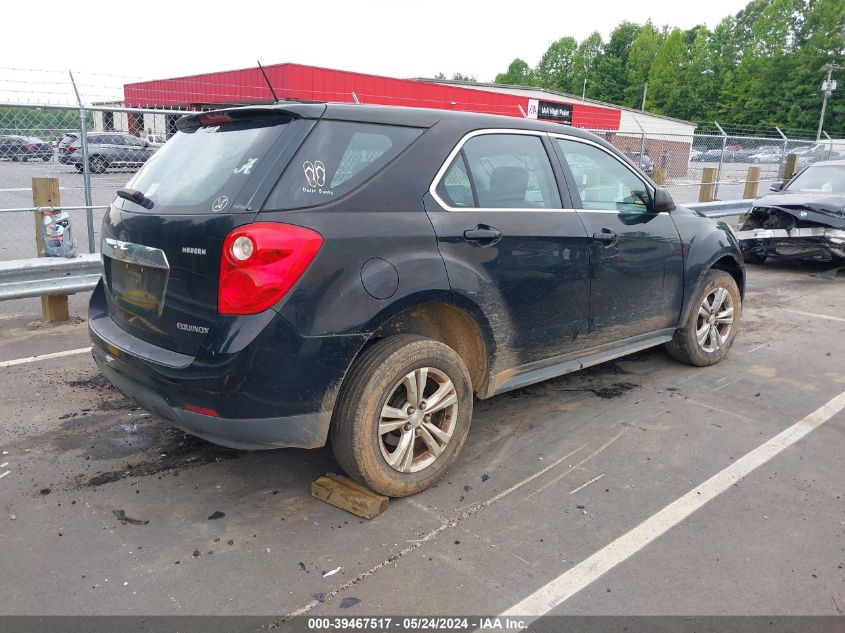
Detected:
left=302, top=160, right=334, bottom=196
left=234, top=158, right=258, bottom=175
left=211, top=196, right=229, bottom=212
left=303, top=160, right=326, bottom=187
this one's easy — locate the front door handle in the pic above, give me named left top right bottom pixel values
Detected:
left=592, top=230, right=617, bottom=243
left=463, top=225, right=502, bottom=246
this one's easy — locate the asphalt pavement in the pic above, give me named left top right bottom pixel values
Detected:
left=0, top=262, right=843, bottom=623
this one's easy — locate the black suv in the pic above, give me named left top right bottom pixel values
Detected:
left=89, top=104, right=744, bottom=496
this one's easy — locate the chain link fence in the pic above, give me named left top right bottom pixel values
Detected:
left=1, top=100, right=841, bottom=261
left=584, top=127, right=839, bottom=205
left=0, top=103, right=194, bottom=260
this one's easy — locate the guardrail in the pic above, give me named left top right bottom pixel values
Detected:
left=0, top=253, right=101, bottom=301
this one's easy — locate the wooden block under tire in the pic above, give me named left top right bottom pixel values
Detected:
left=311, top=473, right=389, bottom=519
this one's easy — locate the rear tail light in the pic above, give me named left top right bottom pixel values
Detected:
left=218, top=222, right=323, bottom=315
left=67, top=146, right=78, bottom=153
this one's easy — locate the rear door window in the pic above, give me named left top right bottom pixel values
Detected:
left=264, top=121, right=422, bottom=210
left=459, top=134, right=561, bottom=209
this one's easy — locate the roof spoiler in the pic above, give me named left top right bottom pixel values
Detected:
left=177, top=104, right=326, bottom=131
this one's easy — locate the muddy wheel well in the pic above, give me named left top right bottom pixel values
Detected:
left=711, top=256, right=745, bottom=297
left=369, top=302, right=488, bottom=393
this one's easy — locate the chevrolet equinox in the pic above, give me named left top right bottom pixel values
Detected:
left=89, top=103, right=745, bottom=496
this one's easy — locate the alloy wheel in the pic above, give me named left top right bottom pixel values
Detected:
left=696, top=287, right=734, bottom=353
left=378, top=367, right=458, bottom=473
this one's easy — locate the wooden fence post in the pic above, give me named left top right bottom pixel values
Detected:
left=652, top=168, right=667, bottom=185
left=699, top=167, right=717, bottom=202
left=783, top=153, right=799, bottom=184
left=32, top=177, right=70, bottom=323
left=743, top=166, right=761, bottom=199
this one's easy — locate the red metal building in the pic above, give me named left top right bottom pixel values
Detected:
left=123, top=63, right=622, bottom=130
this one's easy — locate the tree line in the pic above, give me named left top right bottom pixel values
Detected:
left=447, top=0, right=844, bottom=137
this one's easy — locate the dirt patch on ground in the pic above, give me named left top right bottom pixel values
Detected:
left=81, top=431, right=241, bottom=488
left=590, top=381, right=639, bottom=399
left=67, top=373, right=113, bottom=390
left=26, top=315, right=85, bottom=329
left=62, top=371, right=135, bottom=411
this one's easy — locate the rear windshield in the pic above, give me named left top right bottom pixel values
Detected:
left=123, top=119, right=287, bottom=213
left=787, top=165, right=845, bottom=194
left=264, top=120, right=422, bottom=210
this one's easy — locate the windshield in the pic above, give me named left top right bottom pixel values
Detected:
left=786, top=165, right=845, bottom=194
left=124, top=119, right=288, bottom=213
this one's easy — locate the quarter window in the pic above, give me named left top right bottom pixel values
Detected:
left=555, top=139, right=651, bottom=213
left=435, top=153, right=475, bottom=208
left=458, top=134, right=561, bottom=209
left=265, top=121, right=422, bottom=210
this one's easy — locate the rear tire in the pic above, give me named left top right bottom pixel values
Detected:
left=330, top=335, right=473, bottom=497
left=666, top=269, right=741, bottom=367
left=89, top=156, right=107, bottom=174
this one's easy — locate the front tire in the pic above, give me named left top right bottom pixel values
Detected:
left=330, top=335, right=473, bottom=497
left=666, top=269, right=741, bottom=367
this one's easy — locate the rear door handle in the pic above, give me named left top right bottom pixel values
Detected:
left=592, top=230, right=617, bottom=243
left=463, top=225, right=502, bottom=245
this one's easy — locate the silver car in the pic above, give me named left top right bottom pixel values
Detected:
left=58, top=131, right=156, bottom=174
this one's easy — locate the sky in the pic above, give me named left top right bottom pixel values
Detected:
left=0, top=0, right=751, bottom=104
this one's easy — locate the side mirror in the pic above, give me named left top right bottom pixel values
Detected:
left=143, top=141, right=150, bottom=148
left=652, top=187, right=676, bottom=213
left=769, top=182, right=784, bottom=192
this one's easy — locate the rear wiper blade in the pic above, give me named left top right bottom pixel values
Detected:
left=116, top=188, right=152, bottom=207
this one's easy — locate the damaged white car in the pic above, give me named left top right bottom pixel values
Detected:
left=738, top=159, right=845, bottom=265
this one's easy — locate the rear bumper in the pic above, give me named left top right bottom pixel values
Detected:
left=93, top=354, right=331, bottom=450
left=88, top=281, right=366, bottom=449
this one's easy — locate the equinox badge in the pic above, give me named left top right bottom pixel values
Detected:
left=177, top=322, right=210, bottom=334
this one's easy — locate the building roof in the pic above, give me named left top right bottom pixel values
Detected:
left=123, top=62, right=623, bottom=130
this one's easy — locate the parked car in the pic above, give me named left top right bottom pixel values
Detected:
left=749, top=146, right=782, bottom=163
left=738, top=159, right=845, bottom=264
left=58, top=131, right=156, bottom=173
left=89, top=104, right=745, bottom=496
left=0, top=135, right=52, bottom=161
left=624, top=150, right=654, bottom=175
